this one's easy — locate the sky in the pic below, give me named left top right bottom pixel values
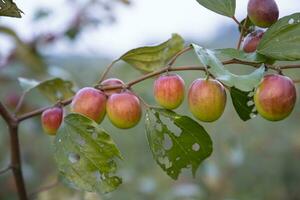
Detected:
left=1, top=0, right=300, bottom=58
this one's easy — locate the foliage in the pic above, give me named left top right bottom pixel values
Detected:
left=120, top=34, right=184, bottom=72
left=54, top=114, right=122, bottom=193
left=0, top=0, right=22, bottom=18
left=145, top=108, right=212, bottom=179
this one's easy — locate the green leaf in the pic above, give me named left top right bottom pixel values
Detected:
left=18, top=77, right=74, bottom=102
left=230, top=87, right=257, bottom=121
left=192, top=44, right=265, bottom=92
left=145, top=108, right=213, bottom=180
left=257, top=13, right=300, bottom=61
left=216, top=48, right=267, bottom=63
left=120, top=34, right=185, bottom=72
left=0, top=0, right=23, bottom=18
left=54, top=113, right=122, bottom=193
left=195, top=0, right=235, bottom=17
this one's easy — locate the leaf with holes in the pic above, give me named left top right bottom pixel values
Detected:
left=216, top=48, right=267, bottom=63
left=192, top=44, right=265, bottom=92
left=230, top=87, right=257, bottom=121
left=120, top=33, right=184, bottom=73
left=145, top=108, right=213, bottom=180
left=0, top=0, right=23, bottom=18
left=18, top=77, right=74, bottom=103
left=195, top=0, right=235, bottom=17
left=257, top=13, right=300, bottom=61
left=54, top=113, right=122, bottom=193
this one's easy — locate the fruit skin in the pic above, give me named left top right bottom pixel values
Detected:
left=254, top=74, right=297, bottom=121
left=153, top=74, right=185, bottom=110
left=106, top=91, right=141, bottom=129
left=71, top=87, right=107, bottom=123
left=242, top=30, right=264, bottom=53
left=41, top=107, right=63, bottom=135
left=247, top=0, right=279, bottom=28
left=188, top=79, right=227, bottom=122
left=101, top=78, right=124, bottom=96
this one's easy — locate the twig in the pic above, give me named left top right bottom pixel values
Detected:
left=236, top=17, right=248, bottom=50
left=166, top=46, right=193, bottom=67
left=14, top=93, right=26, bottom=114
left=0, top=165, right=11, bottom=175
left=29, top=178, right=59, bottom=199
left=98, top=59, right=119, bottom=83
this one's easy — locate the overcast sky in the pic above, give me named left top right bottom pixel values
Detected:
left=1, top=0, right=300, bottom=57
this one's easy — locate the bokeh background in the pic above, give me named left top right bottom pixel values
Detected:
left=1, top=0, right=300, bottom=199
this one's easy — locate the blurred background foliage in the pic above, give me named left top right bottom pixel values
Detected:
left=1, top=0, right=300, bottom=200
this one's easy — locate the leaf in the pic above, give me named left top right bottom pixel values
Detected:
left=230, top=87, right=257, bottom=121
left=18, top=77, right=75, bottom=102
left=195, top=0, right=235, bottom=17
left=216, top=48, right=267, bottom=63
left=54, top=113, right=122, bottom=193
left=0, top=0, right=23, bottom=18
left=120, top=34, right=185, bottom=72
left=145, top=108, right=213, bottom=180
left=257, top=13, right=300, bottom=61
left=192, top=44, right=265, bottom=92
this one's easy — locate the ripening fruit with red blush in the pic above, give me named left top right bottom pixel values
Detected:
left=188, top=79, right=227, bottom=122
left=254, top=74, right=297, bottom=121
left=153, top=74, right=185, bottom=110
left=106, top=91, right=141, bottom=129
left=41, top=107, right=63, bottom=135
left=247, top=0, right=279, bottom=28
left=242, top=30, right=264, bottom=53
left=101, top=78, right=124, bottom=96
left=71, top=87, right=106, bottom=123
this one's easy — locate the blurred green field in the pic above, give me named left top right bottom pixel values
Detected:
left=1, top=41, right=300, bottom=200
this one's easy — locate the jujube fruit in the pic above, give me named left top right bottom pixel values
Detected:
left=188, top=79, right=227, bottom=122
left=153, top=74, right=185, bottom=110
left=254, top=74, right=297, bottom=121
left=242, top=30, right=264, bottom=53
left=106, top=91, right=141, bottom=129
left=247, top=0, right=279, bottom=28
left=41, top=107, right=63, bottom=135
left=71, top=87, right=106, bottom=123
left=101, top=78, right=124, bottom=96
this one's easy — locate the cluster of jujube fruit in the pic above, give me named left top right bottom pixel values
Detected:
left=40, top=0, right=297, bottom=135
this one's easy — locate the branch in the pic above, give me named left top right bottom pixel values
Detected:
left=9, top=124, right=28, bottom=200
left=29, top=178, right=59, bottom=199
left=18, top=98, right=73, bottom=122
left=98, top=59, right=119, bottom=83
left=0, top=101, right=15, bottom=124
left=0, top=165, right=11, bottom=175
left=166, top=46, right=193, bottom=67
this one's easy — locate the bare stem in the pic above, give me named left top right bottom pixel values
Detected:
left=0, top=165, right=11, bottom=174
left=166, top=46, right=193, bottom=67
left=29, top=178, right=59, bottom=199
left=98, top=59, right=119, bottom=83
left=236, top=17, right=248, bottom=50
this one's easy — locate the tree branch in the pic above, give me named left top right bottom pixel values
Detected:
left=9, top=124, right=28, bottom=200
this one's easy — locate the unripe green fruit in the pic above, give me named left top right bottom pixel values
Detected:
left=247, top=0, right=279, bottom=28
left=106, top=91, right=141, bottom=129
left=71, top=87, right=107, bottom=123
left=188, top=79, right=227, bottom=122
left=153, top=74, right=185, bottom=110
left=242, top=30, right=264, bottom=53
left=254, top=74, right=296, bottom=121
left=41, top=107, right=63, bottom=135
left=101, top=78, right=124, bottom=96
